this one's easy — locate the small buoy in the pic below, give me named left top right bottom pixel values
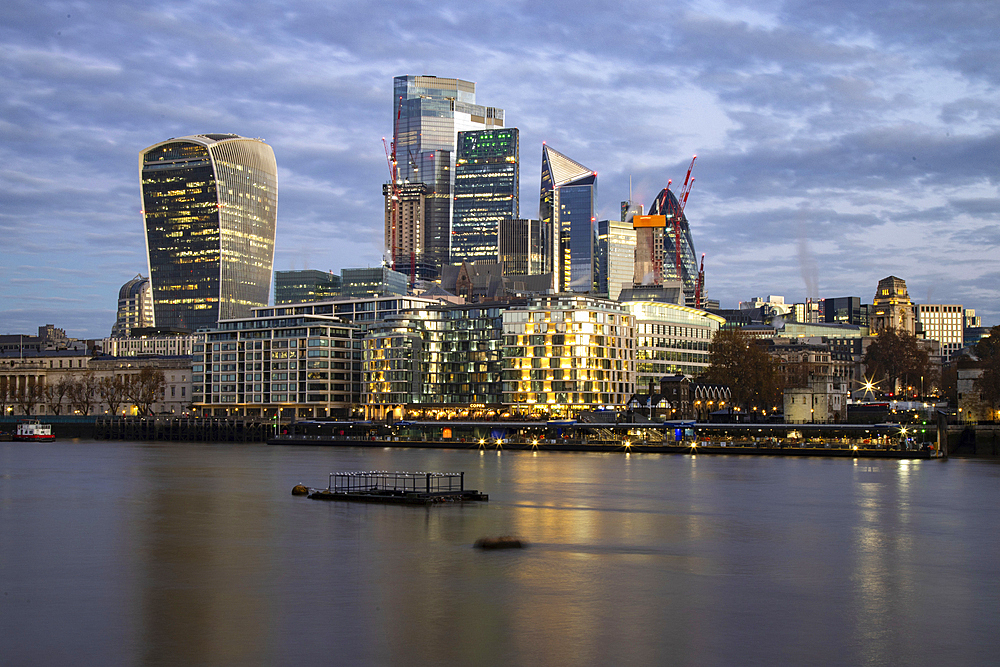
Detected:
left=474, top=536, right=525, bottom=550
left=291, top=484, right=309, bottom=496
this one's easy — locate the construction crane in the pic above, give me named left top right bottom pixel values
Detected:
left=694, top=253, right=706, bottom=309
left=672, top=156, right=697, bottom=284
left=382, top=98, right=403, bottom=271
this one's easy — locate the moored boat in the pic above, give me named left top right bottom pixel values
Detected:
left=14, top=420, right=55, bottom=441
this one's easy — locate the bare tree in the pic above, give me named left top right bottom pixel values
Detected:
left=67, top=373, right=100, bottom=416
left=125, top=368, right=166, bottom=416
left=13, top=381, right=44, bottom=416
left=98, top=375, right=130, bottom=416
left=43, top=377, right=73, bottom=416
left=0, top=380, right=10, bottom=417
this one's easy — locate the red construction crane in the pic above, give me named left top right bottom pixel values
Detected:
left=695, top=253, right=705, bottom=309
left=382, top=98, right=403, bottom=271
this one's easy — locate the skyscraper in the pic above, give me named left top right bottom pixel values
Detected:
left=452, top=128, right=519, bottom=265
left=633, top=188, right=698, bottom=297
left=388, top=76, right=504, bottom=280
left=540, top=144, right=596, bottom=292
left=140, top=134, right=277, bottom=332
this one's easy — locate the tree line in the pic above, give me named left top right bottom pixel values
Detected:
left=0, top=369, right=166, bottom=417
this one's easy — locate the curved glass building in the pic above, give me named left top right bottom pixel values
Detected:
left=645, top=188, right=698, bottom=295
left=140, top=134, right=277, bottom=332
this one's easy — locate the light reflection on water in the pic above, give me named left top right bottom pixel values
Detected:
left=2, top=441, right=1000, bottom=666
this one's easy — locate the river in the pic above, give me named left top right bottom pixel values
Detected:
left=2, top=440, right=999, bottom=666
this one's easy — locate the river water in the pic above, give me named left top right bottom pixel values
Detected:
left=2, top=440, right=999, bottom=666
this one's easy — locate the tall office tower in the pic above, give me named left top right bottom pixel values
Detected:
left=595, top=219, right=637, bottom=300
left=540, top=144, right=597, bottom=292
left=390, top=76, right=504, bottom=280
left=870, top=275, right=915, bottom=335
left=632, top=188, right=697, bottom=296
left=822, top=296, right=870, bottom=327
left=140, top=134, right=277, bottom=332
left=111, top=274, right=154, bottom=337
left=452, top=128, right=519, bottom=264
left=499, top=218, right=548, bottom=276
left=383, top=181, right=430, bottom=280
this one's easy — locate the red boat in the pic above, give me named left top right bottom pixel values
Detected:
left=14, top=420, right=55, bottom=441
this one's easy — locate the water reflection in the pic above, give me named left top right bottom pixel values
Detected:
left=2, top=443, right=1000, bottom=666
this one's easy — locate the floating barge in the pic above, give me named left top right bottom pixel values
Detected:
left=301, top=471, right=488, bottom=505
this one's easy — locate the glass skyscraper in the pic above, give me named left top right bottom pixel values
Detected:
left=390, top=76, right=504, bottom=280
left=540, top=145, right=596, bottom=292
left=140, top=134, right=278, bottom=332
left=452, top=128, right=519, bottom=265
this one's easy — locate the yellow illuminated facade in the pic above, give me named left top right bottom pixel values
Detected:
left=140, top=134, right=278, bottom=332
left=501, top=295, right=635, bottom=415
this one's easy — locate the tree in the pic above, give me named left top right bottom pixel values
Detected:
left=125, top=368, right=166, bottom=416
left=862, top=329, right=931, bottom=396
left=67, top=372, right=100, bottom=415
left=98, top=375, right=130, bottom=416
left=42, top=378, right=73, bottom=416
left=13, top=381, right=44, bottom=416
left=702, top=329, right=782, bottom=418
left=973, top=326, right=1000, bottom=417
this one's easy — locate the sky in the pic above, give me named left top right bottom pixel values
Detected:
left=1, top=0, right=998, bottom=339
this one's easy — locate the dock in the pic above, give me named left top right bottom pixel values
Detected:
left=298, top=471, right=488, bottom=505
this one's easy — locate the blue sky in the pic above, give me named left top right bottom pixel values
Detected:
left=1, top=0, right=998, bottom=338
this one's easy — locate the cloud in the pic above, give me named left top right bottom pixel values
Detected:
left=0, top=0, right=998, bottom=337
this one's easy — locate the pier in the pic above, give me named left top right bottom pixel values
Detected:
left=301, top=471, right=488, bottom=504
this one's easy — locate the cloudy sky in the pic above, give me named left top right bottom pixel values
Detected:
left=1, top=0, right=997, bottom=338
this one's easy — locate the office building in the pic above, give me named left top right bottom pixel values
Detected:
left=274, top=270, right=341, bottom=304
left=540, top=145, right=597, bottom=293
left=452, top=128, right=519, bottom=265
left=499, top=218, right=548, bottom=276
left=622, top=298, right=725, bottom=385
left=595, top=219, right=636, bottom=300
left=111, top=274, right=154, bottom=337
left=389, top=76, right=504, bottom=280
left=140, top=134, right=278, bottom=332
left=917, top=304, right=965, bottom=360
left=632, top=188, right=697, bottom=296
left=822, top=296, right=869, bottom=328
left=383, top=181, right=431, bottom=283
left=341, top=267, right=408, bottom=299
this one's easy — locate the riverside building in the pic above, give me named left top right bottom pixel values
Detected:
left=501, top=295, right=636, bottom=417
left=622, top=299, right=725, bottom=389
left=362, top=303, right=511, bottom=421
left=140, top=134, right=278, bottom=332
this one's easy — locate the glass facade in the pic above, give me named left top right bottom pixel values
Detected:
left=644, top=188, right=698, bottom=296
left=501, top=295, right=635, bottom=415
left=363, top=304, right=508, bottom=419
left=274, top=270, right=341, bottom=304
left=622, top=300, right=725, bottom=384
left=594, top=219, right=637, bottom=300
left=539, top=145, right=596, bottom=293
left=499, top=218, right=548, bottom=277
left=391, top=76, right=504, bottom=280
left=452, top=128, right=519, bottom=264
left=140, top=135, right=277, bottom=332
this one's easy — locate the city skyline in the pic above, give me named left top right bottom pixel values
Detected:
left=2, top=0, right=998, bottom=338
